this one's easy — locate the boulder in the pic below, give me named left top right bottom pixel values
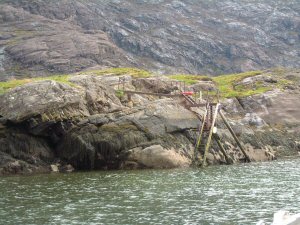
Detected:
left=69, top=75, right=124, bottom=114
left=50, top=164, right=59, bottom=172
left=132, top=77, right=177, bottom=94
left=0, top=151, right=50, bottom=175
left=242, top=113, right=267, bottom=127
left=0, top=80, right=87, bottom=123
left=125, top=145, right=191, bottom=169
left=0, top=76, right=124, bottom=124
left=222, top=98, right=245, bottom=115
left=244, top=144, right=276, bottom=161
left=62, top=164, right=75, bottom=173
left=190, top=81, right=217, bottom=92
left=238, top=74, right=278, bottom=86
left=124, top=99, right=199, bottom=135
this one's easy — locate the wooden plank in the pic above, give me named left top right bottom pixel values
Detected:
left=219, top=110, right=251, bottom=162
left=124, top=90, right=181, bottom=97
left=185, top=103, right=218, bottom=107
left=123, top=91, right=218, bottom=107
left=109, top=81, right=131, bottom=86
left=182, top=94, right=196, bottom=105
left=202, top=103, right=220, bottom=167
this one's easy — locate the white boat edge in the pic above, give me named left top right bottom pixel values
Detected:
left=257, top=211, right=300, bottom=225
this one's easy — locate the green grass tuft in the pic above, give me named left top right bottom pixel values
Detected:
left=168, top=74, right=212, bottom=84
left=212, top=71, right=264, bottom=98
left=33, top=74, right=75, bottom=86
left=0, top=74, right=75, bottom=94
left=0, top=68, right=294, bottom=99
left=115, top=90, right=125, bottom=98
left=0, top=68, right=152, bottom=94
left=0, top=79, right=32, bottom=94
left=79, top=67, right=152, bottom=78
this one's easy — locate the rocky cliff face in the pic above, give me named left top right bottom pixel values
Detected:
left=0, top=69, right=299, bottom=175
left=0, top=0, right=299, bottom=80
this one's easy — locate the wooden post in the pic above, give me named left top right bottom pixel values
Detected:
left=219, top=110, right=251, bottom=162
left=205, top=104, right=211, bottom=130
left=210, top=104, right=213, bottom=125
left=213, top=134, right=234, bottom=165
left=205, top=90, right=209, bottom=103
left=194, top=107, right=208, bottom=162
left=202, top=103, right=220, bottom=167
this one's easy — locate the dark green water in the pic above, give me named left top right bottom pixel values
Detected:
left=1, top=159, right=299, bottom=225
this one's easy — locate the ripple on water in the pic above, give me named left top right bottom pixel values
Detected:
left=0, top=158, right=300, bottom=224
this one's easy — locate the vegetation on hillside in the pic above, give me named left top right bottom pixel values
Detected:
left=212, top=71, right=267, bottom=98
left=0, top=67, right=295, bottom=97
left=168, top=74, right=212, bottom=84
left=0, top=68, right=151, bottom=94
left=78, top=68, right=151, bottom=78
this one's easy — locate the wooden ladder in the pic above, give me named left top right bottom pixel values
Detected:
left=200, top=103, right=220, bottom=167
left=181, top=92, right=251, bottom=167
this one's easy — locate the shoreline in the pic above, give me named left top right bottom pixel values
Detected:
left=1, top=68, right=299, bottom=176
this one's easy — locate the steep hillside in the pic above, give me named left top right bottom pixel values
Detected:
left=0, top=0, right=299, bottom=80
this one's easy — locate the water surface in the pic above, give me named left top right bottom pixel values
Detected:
left=1, top=158, right=299, bottom=225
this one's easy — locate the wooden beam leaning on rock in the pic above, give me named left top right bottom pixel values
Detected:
left=219, top=110, right=251, bottom=163
left=212, top=133, right=234, bottom=165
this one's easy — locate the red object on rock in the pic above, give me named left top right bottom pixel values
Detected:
left=182, top=91, right=194, bottom=96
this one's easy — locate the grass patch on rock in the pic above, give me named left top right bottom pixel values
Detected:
left=0, top=67, right=296, bottom=99
left=169, top=71, right=268, bottom=98
left=168, top=74, right=212, bottom=84
left=212, top=70, right=264, bottom=98
left=115, top=90, right=125, bottom=98
left=0, top=68, right=151, bottom=94
left=0, top=74, right=74, bottom=94
left=79, top=67, right=152, bottom=78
